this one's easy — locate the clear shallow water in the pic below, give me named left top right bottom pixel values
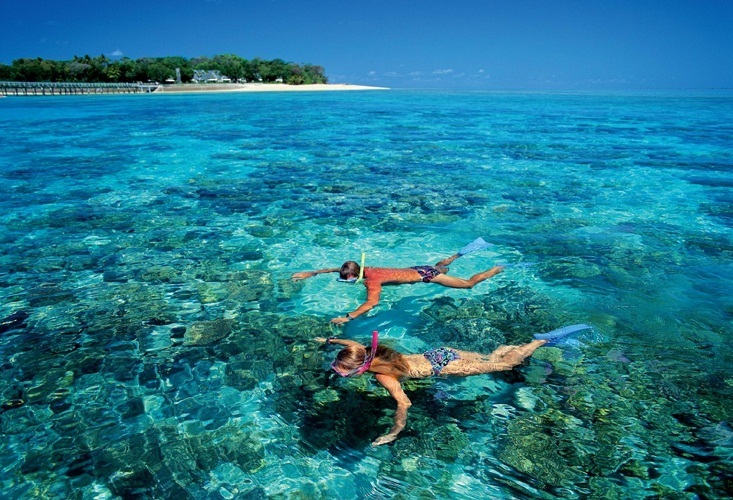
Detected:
left=0, top=89, right=731, bottom=498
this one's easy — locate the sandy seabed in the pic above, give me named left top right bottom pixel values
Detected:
left=154, top=83, right=388, bottom=93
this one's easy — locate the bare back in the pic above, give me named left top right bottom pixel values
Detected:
left=402, top=341, right=546, bottom=378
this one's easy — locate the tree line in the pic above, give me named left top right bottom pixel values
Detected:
left=0, top=54, right=328, bottom=85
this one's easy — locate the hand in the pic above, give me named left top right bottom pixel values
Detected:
left=371, top=434, right=398, bottom=446
left=330, top=316, right=350, bottom=326
left=291, top=272, right=315, bottom=281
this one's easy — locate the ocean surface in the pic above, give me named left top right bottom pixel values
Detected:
left=0, top=89, right=731, bottom=499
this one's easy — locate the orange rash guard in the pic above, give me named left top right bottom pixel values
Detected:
left=361, top=267, right=423, bottom=304
left=363, top=267, right=424, bottom=286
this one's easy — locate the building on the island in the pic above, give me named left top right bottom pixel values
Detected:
left=191, top=70, right=232, bottom=84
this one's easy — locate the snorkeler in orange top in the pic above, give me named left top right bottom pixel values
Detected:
left=291, top=250, right=504, bottom=325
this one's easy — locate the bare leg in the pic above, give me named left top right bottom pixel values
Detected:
left=429, top=266, right=504, bottom=289
left=435, top=253, right=461, bottom=273
left=487, top=340, right=547, bottom=364
left=441, top=340, right=547, bottom=376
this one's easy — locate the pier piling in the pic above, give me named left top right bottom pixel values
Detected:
left=0, top=81, right=159, bottom=96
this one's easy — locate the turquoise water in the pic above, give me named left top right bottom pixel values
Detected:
left=1, top=89, right=732, bottom=498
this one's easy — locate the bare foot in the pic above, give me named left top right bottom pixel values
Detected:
left=487, top=265, right=505, bottom=277
left=495, top=340, right=546, bottom=365
left=472, top=265, right=504, bottom=283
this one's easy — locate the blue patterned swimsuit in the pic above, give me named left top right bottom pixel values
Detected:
left=423, top=347, right=460, bottom=375
left=411, top=265, right=442, bottom=283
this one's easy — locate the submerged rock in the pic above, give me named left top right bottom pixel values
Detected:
left=183, top=319, right=236, bottom=346
left=27, top=283, right=75, bottom=307
left=0, top=311, right=29, bottom=334
left=139, top=266, right=183, bottom=283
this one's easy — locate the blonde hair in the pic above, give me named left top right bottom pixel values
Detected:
left=334, top=344, right=410, bottom=377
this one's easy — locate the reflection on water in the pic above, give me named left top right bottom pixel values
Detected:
left=0, top=90, right=731, bottom=498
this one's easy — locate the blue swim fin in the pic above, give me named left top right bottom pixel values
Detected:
left=534, top=324, right=592, bottom=344
left=458, top=237, right=491, bottom=256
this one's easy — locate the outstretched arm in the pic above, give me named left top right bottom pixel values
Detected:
left=291, top=267, right=340, bottom=281
left=372, top=374, right=412, bottom=446
left=331, top=283, right=382, bottom=325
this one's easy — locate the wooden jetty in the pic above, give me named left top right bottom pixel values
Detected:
left=0, top=81, right=160, bottom=96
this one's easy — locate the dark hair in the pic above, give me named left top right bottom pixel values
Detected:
left=333, top=344, right=410, bottom=376
left=340, top=261, right=360, bottom=280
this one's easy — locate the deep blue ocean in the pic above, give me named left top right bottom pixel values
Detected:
left=1, top=89, right=731, bottom=498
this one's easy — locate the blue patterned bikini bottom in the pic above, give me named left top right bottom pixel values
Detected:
left=411, top=265, right=441, bottom=283
left=423, top=347, right=460, bottom=375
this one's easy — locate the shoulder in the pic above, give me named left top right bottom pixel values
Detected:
left=364, top=268, right=387, bottom=286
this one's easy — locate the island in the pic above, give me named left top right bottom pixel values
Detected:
left=0, top=54, right=387, bottom=94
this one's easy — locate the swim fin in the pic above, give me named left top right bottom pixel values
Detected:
left=534, top=324, right=592, bottom=344
left=458, top=237, right=491, bottom=256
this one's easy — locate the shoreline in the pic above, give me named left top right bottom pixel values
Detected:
left=153, top=83, right=388, bottom=94
left=0, top=82, right=388, bottom=97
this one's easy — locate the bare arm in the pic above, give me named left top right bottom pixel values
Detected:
left=331, top=283, right=382, bottom=325
left=372, top=374, right=412, bottom=446
left=291, top=267, right=340, bottom=281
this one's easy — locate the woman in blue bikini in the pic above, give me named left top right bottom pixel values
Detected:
left=314, top=331, right=547, bottom=446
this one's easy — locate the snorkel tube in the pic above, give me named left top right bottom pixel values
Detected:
left=355, top=329, right=378, bottom=375
left=356, top=252, right=365, bottom=283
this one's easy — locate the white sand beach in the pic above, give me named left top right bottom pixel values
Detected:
left=154, top=83, right=388, bottom=93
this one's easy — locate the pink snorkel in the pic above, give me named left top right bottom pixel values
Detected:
left=331, top=330, right=379, bottom=377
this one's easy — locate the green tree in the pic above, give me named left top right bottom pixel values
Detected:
left=286, top=64, right=305, bottom=85
left=0, top=63, right=12, bottom=80
left=1, top=53, right=328, bottom=84
left=146, top=60, right=173, bottom=83
left=104, top=64, right=121, bottom=82
left=11, top=58, right=52, bottom=81
left=66, top=55, right=94, bottom=81
left=268, top=58, right=289, bottom=82
left=303, top=64, right=327, bottom=84
left=162, top=56, right=192, bottom=82
left=116, top=57, right=138, bottom=82
left=212, top=53, right=245, bottom=81
left=243, top=58, right=261, bottom=82
left=191, top=56, right=211, bottom=71
left=83, top=54, right=109, bottom=82
left=256, top=59, right=279, bottom=82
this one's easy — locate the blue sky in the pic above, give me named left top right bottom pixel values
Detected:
left=2, top=0, right=732, bottom=89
